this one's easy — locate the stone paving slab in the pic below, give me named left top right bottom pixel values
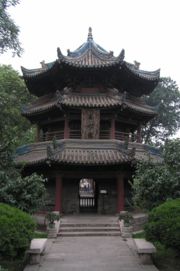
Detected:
left=24, top=237, right=158, bottom=271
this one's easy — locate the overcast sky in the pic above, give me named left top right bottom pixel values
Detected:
left=1, top=0, right=180, bottom=89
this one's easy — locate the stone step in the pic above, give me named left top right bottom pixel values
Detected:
left=60, top=223, right=118, bottom=227
left=58, top=231, right=121, bottom=237
left=60, top=227, right=120, bottom=232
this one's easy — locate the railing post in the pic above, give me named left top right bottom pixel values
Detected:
left=111, top=118, right=115, bottom=139
left=64, top=115, right=69, bottom=139
left=36, top=126, right=40, bottom=142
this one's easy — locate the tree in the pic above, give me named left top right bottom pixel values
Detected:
left=0, top=65, right=46, bottom=213
left=132, top=138, right=180, bottom=210
left=0, top=0, right=22, bottom=56
left=0, top=169, right=47, bottom=213
left=143, top=77, right=180, bottom=146
left=0, top=64, right=35, bottom=149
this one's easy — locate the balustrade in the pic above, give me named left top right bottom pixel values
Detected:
left=39, top=129, right=138, bottom=142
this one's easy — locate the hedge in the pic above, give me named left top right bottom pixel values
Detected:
left=145, top=199, right=180, bottom=250
left=0, top=203, right=36, bottom=259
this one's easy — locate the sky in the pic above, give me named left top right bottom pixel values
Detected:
left=0, top=0, right=180, bottom=136
left=1, top=0, right=180, bottom=89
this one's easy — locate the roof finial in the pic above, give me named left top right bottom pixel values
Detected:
left=87, top=27, right=93, bottom=41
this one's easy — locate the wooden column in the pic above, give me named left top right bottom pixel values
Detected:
left=137, top=124, right=142, bottom=143
left=64, top=115, right=69, bottom=139
left=111, top=118, right=115, bottom=139
left=117, top=174, right=124, bottom=212
left=55, top=175, right=62, bottom=213
left=36, top=126, right=40, bottom=142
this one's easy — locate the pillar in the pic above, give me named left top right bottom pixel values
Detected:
left=117, top=174, right=124, bottom=212
left=111, top=117, right=115, bottom=139
left=64, top=115, right=69, bottom=139
left=55, top=175, right=62, bottom=212
left=36, top=125, right=40, bottom=142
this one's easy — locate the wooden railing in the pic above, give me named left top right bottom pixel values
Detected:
left=115, top=131, right=137, bottom=142
left=69, top=129, right=81, bottom=139
left=40, top=131, right=64, bottom=141
left=39, top=130, right=138, bottom=142
left=115, top=131, right=129, bottom=141
left=99, top=129, right=110, bottom=139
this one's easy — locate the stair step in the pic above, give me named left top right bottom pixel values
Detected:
left=58, top=231, right=121, bottom=237
left=60, top=227, right=120, bottom=232
left=60, top=223, right=118, bottom=227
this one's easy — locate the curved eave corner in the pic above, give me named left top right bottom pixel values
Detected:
left=123, top=62, right=160, bottom=82
left=21, top=61, right=58, bottom=79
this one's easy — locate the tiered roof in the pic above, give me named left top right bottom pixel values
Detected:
left=22, top=88, right=157, bottom=120
left=15, top=139, right=162, bottom=167
left=21, top=28, right=160, bottom=97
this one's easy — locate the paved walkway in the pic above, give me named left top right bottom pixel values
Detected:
left=25, top=215, right=158, bottom=271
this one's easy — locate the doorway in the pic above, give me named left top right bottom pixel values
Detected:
left=79, top=178, right=97, bottom=213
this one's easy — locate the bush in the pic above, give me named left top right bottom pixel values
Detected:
left=145, top=199, right=180, bottom=250
left=0, top=203, right=36, bottom=260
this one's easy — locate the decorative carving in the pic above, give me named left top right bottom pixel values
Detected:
left=119, top=49, right=125, bottom=61
left=134, top=60, right=140, bottom=70
left=40, top=60, right=46, bottom=69
left=81, top=109, right=100, bottom=139
left=87, top=27, right=93, bottom=41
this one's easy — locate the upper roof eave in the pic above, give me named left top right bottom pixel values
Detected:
left=21, top=27, right=160, bottom=86
left=123, top=62, right=160, bottom=82
left=21, top=60, right=59, bottom=79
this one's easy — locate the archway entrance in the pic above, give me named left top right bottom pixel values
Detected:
left=79, top=178, right=97, bottom=213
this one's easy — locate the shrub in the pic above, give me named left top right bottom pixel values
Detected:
left=145, top=199, right=180, bottom=250
left=0, top=203, right=36, bottom=260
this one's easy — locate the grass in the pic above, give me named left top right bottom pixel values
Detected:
left=132, top=231, right=145, bottom=239
left=33, top=230, right=48, bottom=238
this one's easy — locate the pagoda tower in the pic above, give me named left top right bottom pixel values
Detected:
left=16, top=28, right=161, bottom=214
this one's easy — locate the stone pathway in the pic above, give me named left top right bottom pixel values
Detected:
left=24, top=215, right=159, bottom=271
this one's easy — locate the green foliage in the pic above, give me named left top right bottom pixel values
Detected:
left=33, top=231, right=47, bottom=239
left=0, top=203, right=36, bottom=260
left=119, top=211, right=133, bottom=226
left=143, top=77, right=180, bottom=146
left=0, top=172, right=47, bottom=214
left=164, top=138, right=180, bottom=173
left=46, top=212, right=60, bottom=228
left=145, top=199, right=180, bottom=251
left=0, top=65, right=35, bottom=149
left=132, top=162, right=174, bottom=210
left=0, top=65, right=45, bottom=213
left=0, top=0, right=23, bottom=56
left=132, top=231, right=145, bottom=239
left=132, top=139, right=180, bottom=210
left=152, top=241, right=180, bottom=271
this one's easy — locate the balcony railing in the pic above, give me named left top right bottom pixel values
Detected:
left=99, top=129, right=110, bottom=139
left=115, top=131, right=137, bottom=142
left=69, top=129, right=81, bottom=139
left=40, top=131, right=64, bottom=141
left=39, top=130, right=138, bottom=142
left=39, top=129, right=81, bottom=141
